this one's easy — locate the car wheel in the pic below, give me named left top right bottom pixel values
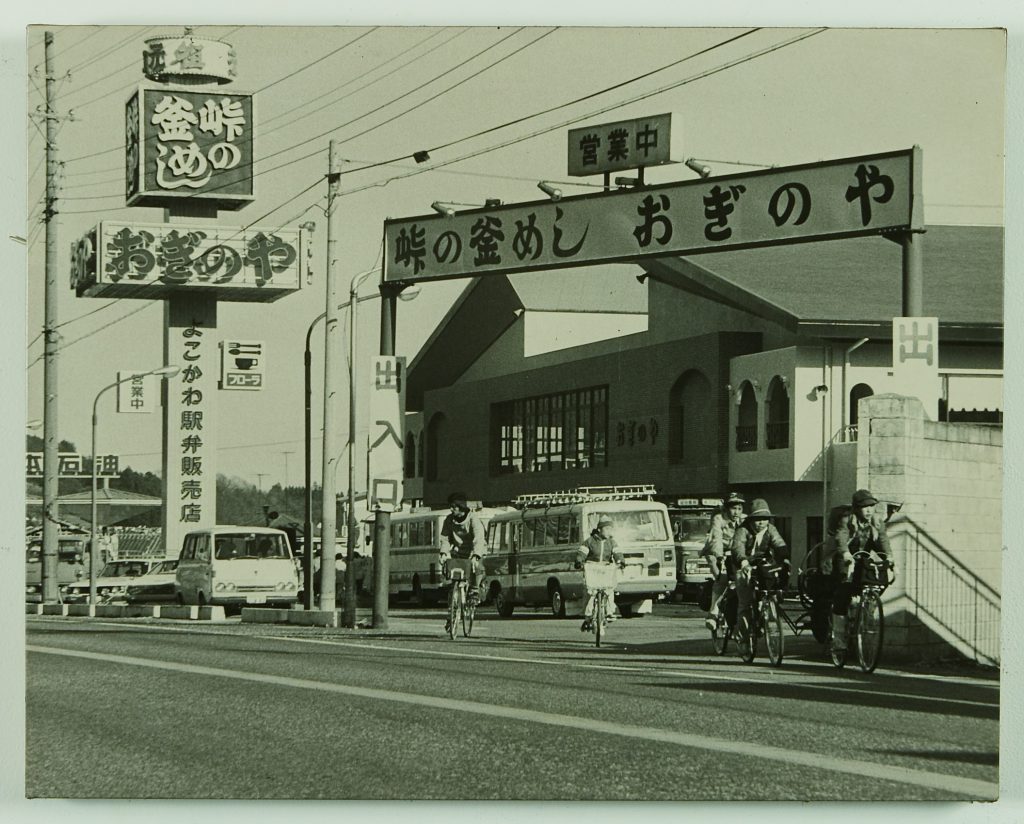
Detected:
left=494, top=588, right=514, bottom=618
left=549, top=583, right=566, bottom=618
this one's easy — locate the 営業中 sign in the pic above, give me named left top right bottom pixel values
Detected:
left=567, top=113, right=677, bottom=177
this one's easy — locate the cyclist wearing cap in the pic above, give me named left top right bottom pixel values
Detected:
left=729, top=498, right=790, bottom=642
left=829, top=488, right=891, bottom=652
left=439, top=492, right=487, bottom=609
left=577, top=517, right=623, bottom=632
left=700, top=492, right=746, bottom=631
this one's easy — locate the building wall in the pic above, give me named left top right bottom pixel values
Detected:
left=856, top=394, right=1001, bottom=664
left=421, top=329, right=762, bottom=507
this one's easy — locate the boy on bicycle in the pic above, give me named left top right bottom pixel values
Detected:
left=729, top=498, right=790, bottom=644
left=577, top=517, right=622, bottom=632
left=700, top=492, right=746, bottom=631
left=439, top=493, right=487, bottom=630
left=827, top=488, right=891, bottom=652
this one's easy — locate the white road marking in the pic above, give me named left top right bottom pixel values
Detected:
left=27, top=643, right=997, bottom=800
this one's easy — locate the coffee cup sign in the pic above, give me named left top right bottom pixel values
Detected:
left=220, top=340, right=265, bottom=390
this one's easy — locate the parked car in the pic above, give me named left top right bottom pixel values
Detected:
left=64, top=559, right=157, bottom=604
left=25, top=536, right=87, bottom=602
left=124, top=559, right=180, bottom=605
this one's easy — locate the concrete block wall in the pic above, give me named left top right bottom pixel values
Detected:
left=858, top=394, right=1002, bottom=665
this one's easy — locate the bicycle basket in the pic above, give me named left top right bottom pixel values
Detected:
left=583, top=561, right=618, bottom=590
left=445, top=557, right=473, bottom=581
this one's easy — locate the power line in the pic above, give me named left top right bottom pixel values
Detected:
left=260, top=27, right=467, bottom=133
left=251, top=27, right=379, bottom=95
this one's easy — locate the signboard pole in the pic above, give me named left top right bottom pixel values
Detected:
left=902, top=231, right=924, bottom=316
left=372, top=286, right=399, bottom=629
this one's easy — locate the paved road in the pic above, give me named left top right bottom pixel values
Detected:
left=25, top=603, right=999, bottom=801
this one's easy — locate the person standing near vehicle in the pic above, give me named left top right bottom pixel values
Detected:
left=577, top=518, right=623, bottom=632
left=701, top=492, right=746, bottom=630
left=730, top=499, right=789, bottom=642
left=829, top=489, right=891, bottom=652
left=440, top=492, right=487, bottom=606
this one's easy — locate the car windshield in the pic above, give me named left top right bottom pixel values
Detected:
left=214, top=534, right=289, bottom=560
left=100, top=562, right=149, bottom=577
left=587, top=510, right=670, bottom=542
left=670, top=514, right=713, bottom=544
left=149, top=561, right=178, bottom=575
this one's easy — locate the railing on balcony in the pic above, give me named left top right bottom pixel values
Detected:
left=841, top=424, right=859, bottom=443
left=892, top=517, right=1001, bottom=666
left=765, top=421, right=789, bottom=449
left=735, top=425, right=757, bottom=452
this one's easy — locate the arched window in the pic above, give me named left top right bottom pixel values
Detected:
left=425, top=413, right=446, bottom=482
left=417, top=434, right=425, bottom=478
left=667, top=369, right=712, bottom=465
left=765, top=376, right=790, bottom=450
left=736, top=381, right=758, bottom=452
left=404, top=432, right=417, bottom=479
left=849, top=383, right=874, bottom=429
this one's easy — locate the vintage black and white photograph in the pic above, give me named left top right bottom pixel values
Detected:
left=4, top=4, right=1021, bottom=816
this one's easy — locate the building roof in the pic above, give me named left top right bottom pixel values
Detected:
left=25, top=488, right=163, bottom=506
left=669, top=225, right=1003, bottom=326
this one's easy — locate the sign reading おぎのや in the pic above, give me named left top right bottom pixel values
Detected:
left=567, top=113, right=677, bottom=177
left=70, top=222, right=304, bottom=302
left=126, top=85, right=253, bottom=210
left=383, top=147, right=922, bottom=284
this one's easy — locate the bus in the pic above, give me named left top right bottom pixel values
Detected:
left=387, top=506, right=508, bottom=604
left=666, top=498, right=720, bottom=601
left=481, top=485, right=677, bottom=618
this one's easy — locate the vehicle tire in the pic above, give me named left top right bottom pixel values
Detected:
left=494, top=588, right=514, bottom=618
left=549, top=583, right=566, bottom=618
left=856, top=591, right=884, bottom=673
left=411, top=575, right=424, bottom=607
left=711, top=616, right=728, bottom=655
left=619, top=603, right=635, bottom=618
left=594, top=592, right=605, bottom=648
left=737, top=610, right=756, bottom=663
left=176, top=593, right=185, bottom=606
left=764, top=595, right=784, bottom=667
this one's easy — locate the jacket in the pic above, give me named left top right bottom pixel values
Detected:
left=701, top=513, right=743, bottom=560
left=581, top=533, right=620, bottom=564
left=729, top=522, right=789, bottom=567
left=441, top=512, right=487, bottom=558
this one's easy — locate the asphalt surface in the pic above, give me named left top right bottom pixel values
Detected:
left=25, top=601, right=1000, bottom=801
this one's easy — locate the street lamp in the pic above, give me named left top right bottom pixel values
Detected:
left=302, top=274, right=419, bottom=611
left=90, top=364, right=179, bottom=607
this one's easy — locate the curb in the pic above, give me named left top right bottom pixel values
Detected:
left=240, top=607, right=339, bottom=627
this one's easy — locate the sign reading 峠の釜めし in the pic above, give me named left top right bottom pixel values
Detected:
left=126, top=85, right=254, bottom=210
left=383, top=148, right=922, bottom=284
left=70, top=222, right=304, bottom=302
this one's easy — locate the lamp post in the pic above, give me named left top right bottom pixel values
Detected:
left=90, top=364, right=179, bottom=607
left=303, top=277, right=419, bottom=612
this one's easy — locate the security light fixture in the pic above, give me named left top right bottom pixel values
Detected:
left=537, top=181, right=562, bottom=201
left=431, top=201, right=455, bottom=218
left=685, top=158, right=712, bottom=178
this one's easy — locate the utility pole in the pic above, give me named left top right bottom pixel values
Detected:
left=281, top=450, right=294, bottom=511
left=41, top=31, right=61, bottom=604
left=255, top=473, right=268, bottom=496
left=319, top=140, right=342, bottom=611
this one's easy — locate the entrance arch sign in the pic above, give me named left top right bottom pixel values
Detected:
left=383, top=147, right=922, bottom=284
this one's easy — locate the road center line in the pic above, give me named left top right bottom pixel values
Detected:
left=28, top=643, right=997, bottom=800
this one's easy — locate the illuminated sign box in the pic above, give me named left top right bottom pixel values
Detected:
left=126, top=85, right=254, bottom=210
left=71, top=222, right=304, bottom=302
left=567, top=113, right=678, bottom=177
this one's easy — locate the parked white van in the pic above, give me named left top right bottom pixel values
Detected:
left=175, top=526, right=300, bottom=610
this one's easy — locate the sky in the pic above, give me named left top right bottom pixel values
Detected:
left=3, top=2, right=1024, bottom=822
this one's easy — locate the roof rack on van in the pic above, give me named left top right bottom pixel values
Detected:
left=512, top=484, right=657, bottom=508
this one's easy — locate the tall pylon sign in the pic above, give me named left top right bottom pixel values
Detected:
left=70, top=29, right=305, bottom=559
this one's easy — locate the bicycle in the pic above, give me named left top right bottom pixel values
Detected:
left=830, top=550, right=894, bottom=673
left=443, top=556, right=477, bottom=639
left=734, top=557, right=785, bottom=667
left=582, top=560, right=620, bottom=648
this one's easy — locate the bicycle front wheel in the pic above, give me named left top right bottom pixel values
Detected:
left=447, top=586, right=460, bottom=640
left=462, top=591, right=475, bottom=637
left=764, top=594, right=784, bottom=667
left=829, top=613, right=848, bottom=668
left=738, top=609, right=756, bottom=663
left=711, top=616, right=728, bottom=655
left=594, top=592, right=605, bottom=648
left=856, top=590, right=884, bottom=673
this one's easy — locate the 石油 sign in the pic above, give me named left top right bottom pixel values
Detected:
left=71, top=222, right=304, bottom=302
left=126, top=85, right=254, bottom=209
